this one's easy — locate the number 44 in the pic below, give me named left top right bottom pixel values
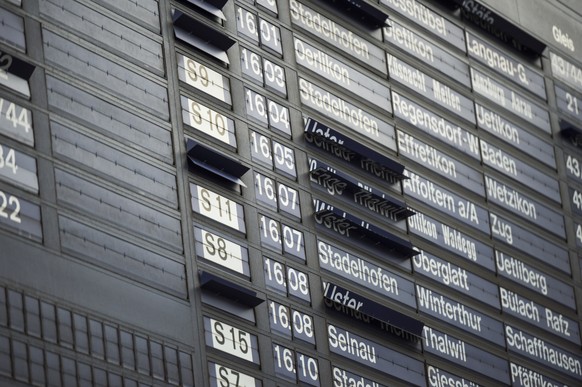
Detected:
left=0, top=98, right=31, bottom=132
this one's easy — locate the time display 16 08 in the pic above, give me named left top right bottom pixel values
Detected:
left=264, top=257, right=311, bottom=303
left=268, top=300, right=315, bottom=344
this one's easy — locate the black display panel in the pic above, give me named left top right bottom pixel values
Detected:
left=416, top=284, right=504, bottom=346
left=456, top=0, right=546, bottom=56
left=392, top=91, right=480, bottom=160
left=303, top=117, right=405, bottom=183
left=408, top=210, right=495, bottom=271
left=172, top=9, right=235, bottom=65
left=0, top=53, right=31, bottom=98
left=299, top=78, right=395, bottom=150
left=328, top=324, right=425, bottom=385
left=384, top=20, right=470, bottom=87
left=500, top=286, right=580, bottom=345
left=403, top=170, right=490, bottom=234
left=186, top=138, right=249, bottom=187
left=388, top=54, right=475, bottom=124
left=313, top=198, right=416, bottom=259
left=324, top=281, right=424, bottom=337
left=39, top=0, right=164, bottom=73
left=505, top=324, right=582, bottom=380
left=475, top=103, right=555, bottom=168
left=495, top=250, right=576, bottom=310
left=309, top=157, right=411, bottom=221
left=466, top=31, right=546, bottom=99
left=413, top=250, right=500, bottom=310
left=380, top=0, right=466, bottom=51
left=290, top=0, right=387, bottom=74
left=397, top=130, right=485, bottom=196
left=471, top=68, right=550, bottom=133
left=484, top=174, right=565, bottom=238
left=423, top=326, right=509, bottom=384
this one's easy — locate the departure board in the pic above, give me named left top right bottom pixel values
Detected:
left=1, top=0, right=582, bottom=386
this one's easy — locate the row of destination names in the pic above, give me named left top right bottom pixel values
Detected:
left=291, top=0, right=582, bottom=129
